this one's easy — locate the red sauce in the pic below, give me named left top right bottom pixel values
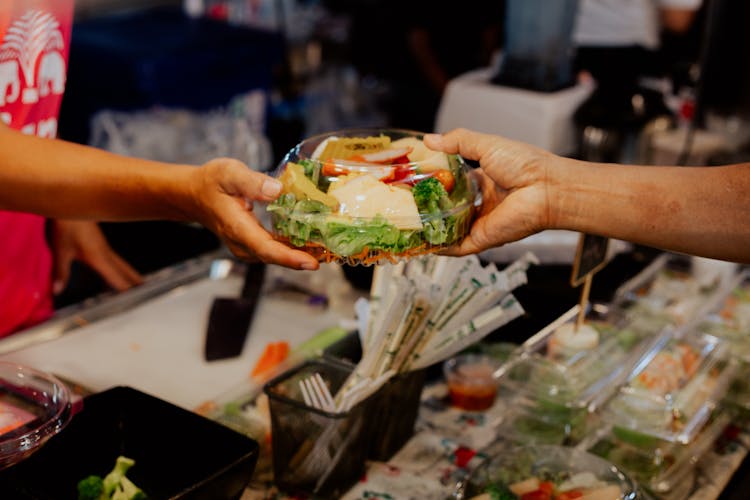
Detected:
left=446, top=362, right=498, bottom=411
left=448, top=383, right=497, bottom=411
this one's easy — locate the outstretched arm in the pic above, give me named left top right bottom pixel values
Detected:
left=0, top=124, right=319, bottom=270
left=425, top=128, right=750, bottom=263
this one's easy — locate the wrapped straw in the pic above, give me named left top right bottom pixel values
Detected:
left=332, top=252, right=537, bottom=409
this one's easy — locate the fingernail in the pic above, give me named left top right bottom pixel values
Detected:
left=300, top=261, right=317, bottom=271
left=52, top=281, right=64, bottom=294
left=261, top=179, right=282, bottom=197
left=424, top=133, right=442, bottom=143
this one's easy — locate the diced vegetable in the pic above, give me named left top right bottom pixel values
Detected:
left=510, top=478, right=540, bottom=496
left=278, top=162, right=338, bottom=208
left=251, top=341, right=290, bottom=379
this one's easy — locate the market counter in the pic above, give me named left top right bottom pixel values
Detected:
left=0, top=252, right=363, bottom=411
left=2, top=248, right=749, bottom=500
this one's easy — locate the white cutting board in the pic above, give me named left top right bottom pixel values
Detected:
left=0, top=271, right=355, bottom=411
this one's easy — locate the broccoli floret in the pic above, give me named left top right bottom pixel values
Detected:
left=486, top=483, right=518, bottom=500
left=79, top=456, right=146, bottom=500
left=111, top=476, right=147, bottom=500
left=412, top=177, right=456, bottom=245
left=412, top=177, right=453, bottom=214
left=102, top=456, right=136, bottom=497
left=77, top=475, right=104, bottom=500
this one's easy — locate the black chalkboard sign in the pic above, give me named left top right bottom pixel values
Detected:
left=570, top=233, right=610, bottom=287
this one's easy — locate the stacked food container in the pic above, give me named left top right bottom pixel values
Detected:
left=576, top=254, right=739, bottom=499
left=693, top=269, right=750, bottom=426
left=493, top=302, right=668, bottom=447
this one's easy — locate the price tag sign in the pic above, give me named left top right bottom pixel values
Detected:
left=570, top=233, right=610, bottom=331
left=570, top=233, right=610, bottom=287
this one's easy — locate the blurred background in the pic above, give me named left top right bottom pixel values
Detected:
left=54, top=0, right=750, bottom=305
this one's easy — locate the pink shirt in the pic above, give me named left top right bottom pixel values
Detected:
left=0, top=0, right=73, bottom=337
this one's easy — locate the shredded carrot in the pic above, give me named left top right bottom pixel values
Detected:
left=275, top=235, right=442, bottom=265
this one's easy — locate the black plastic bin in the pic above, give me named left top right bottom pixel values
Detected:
left=0, top=386, right=260, bottom=500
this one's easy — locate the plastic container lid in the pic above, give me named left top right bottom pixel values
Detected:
left=600, top=329, right=735, bottom=444
left=0, top=362, right=72, bottom=470
left=698, top=269, right=750, bottom=363
left=585, top=409, right=730, bottom=495
left=611, top=253, right=730, bottom=328
left=498, top=304, right=668, bottom=412
left=494, top=388, right=594, bottom=446
left=265, top=128, right=481, bottom=266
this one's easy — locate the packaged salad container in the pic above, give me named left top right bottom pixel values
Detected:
left=494, top=388, right=594, bottom=446
left=585, top=409, right=731, bottom=497
left=693, top=269, right=750, bottom=421
left=266, top=128, right=482, bottom=266
left=600, top=329, right=735, bottom=444
left=610, top=253, right=730, bottom=330
left=454, top=444, right=639, bottom=500
left=498, top=304, right=667, bottom=413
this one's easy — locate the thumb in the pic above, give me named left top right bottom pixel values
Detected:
left=424, top=128, right=501, bottom=162
left=219, top=162, right=283, bottom=203
left=52, top=246, right=75, bottom=295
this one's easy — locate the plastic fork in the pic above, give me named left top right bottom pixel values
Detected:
left=299, top=372, right=337, bottom=412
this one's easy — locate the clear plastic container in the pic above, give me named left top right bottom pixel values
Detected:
left=443, top=354, right=503, bottom=412
left=600, top=330, right=735, bottom=444
left=611, top=253, right=730, bottom=329
left=0, top=362, right=72, bottom=470
left=498, top=304, right=668, bottom=413
left=585, top=409, right=730, bottom=497
left=494, top=388, right=593, bottom=446
left=265, top=128, right=482, bottom=266
left=691, top=269, right=750, bottom=421
left=453, top=444, right=639, bottom=500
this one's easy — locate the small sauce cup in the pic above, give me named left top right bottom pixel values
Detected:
left=443, top=354, right=502, bottom=411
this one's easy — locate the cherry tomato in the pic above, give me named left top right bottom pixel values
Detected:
left=520, top=490, right=552, bottom=500
left=431, top=169, right=455, bottom=192
left=538, top=482, right=554, bottom=495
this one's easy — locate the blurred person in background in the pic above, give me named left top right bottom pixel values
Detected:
left=425, top=128, right=750, bottom=264
left=572, top=0, right=704, bottom=160
left=348, top=0, right=505, bottom=132
left=0, top=0, right=317, bottom=337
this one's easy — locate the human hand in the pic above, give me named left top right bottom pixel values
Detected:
left=424, top=129, right=560, bottom=255
left=50, top=220, right=143, bottom=295
left=185, top=158, right=320, bottom=270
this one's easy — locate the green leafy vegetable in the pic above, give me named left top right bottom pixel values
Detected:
left=486, top=482, right=518, bottom=500
left=412, top=177, right=455, bottom=245
left=77, top=476, right=104, bottom=500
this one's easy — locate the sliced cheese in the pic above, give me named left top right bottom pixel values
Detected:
left=391, top=137, right=450, bottom=171
left=328, top=174, right=423, bottom=230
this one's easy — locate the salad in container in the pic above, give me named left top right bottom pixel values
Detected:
left=499, top=304, right=666, bottom=413
left=600, top=330, right=735, bottom=444
left=611, top=253, right=728, bottom=329
left=454, top=444, right=638, bottom=500
left=585, top=409, right=730, bottom=497
left=693, top=270, right=750, bottom=420
left=491, top=305, right=667, bottom=447
left=495, top=390, right=592, bottom=446
left=266, top=129, right=481, bottom=265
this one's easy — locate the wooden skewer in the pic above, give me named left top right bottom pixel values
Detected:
left=575, top=273, right=593, bottom=332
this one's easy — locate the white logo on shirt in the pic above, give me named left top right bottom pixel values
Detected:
left=0, top=9, right=66, bottom=137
